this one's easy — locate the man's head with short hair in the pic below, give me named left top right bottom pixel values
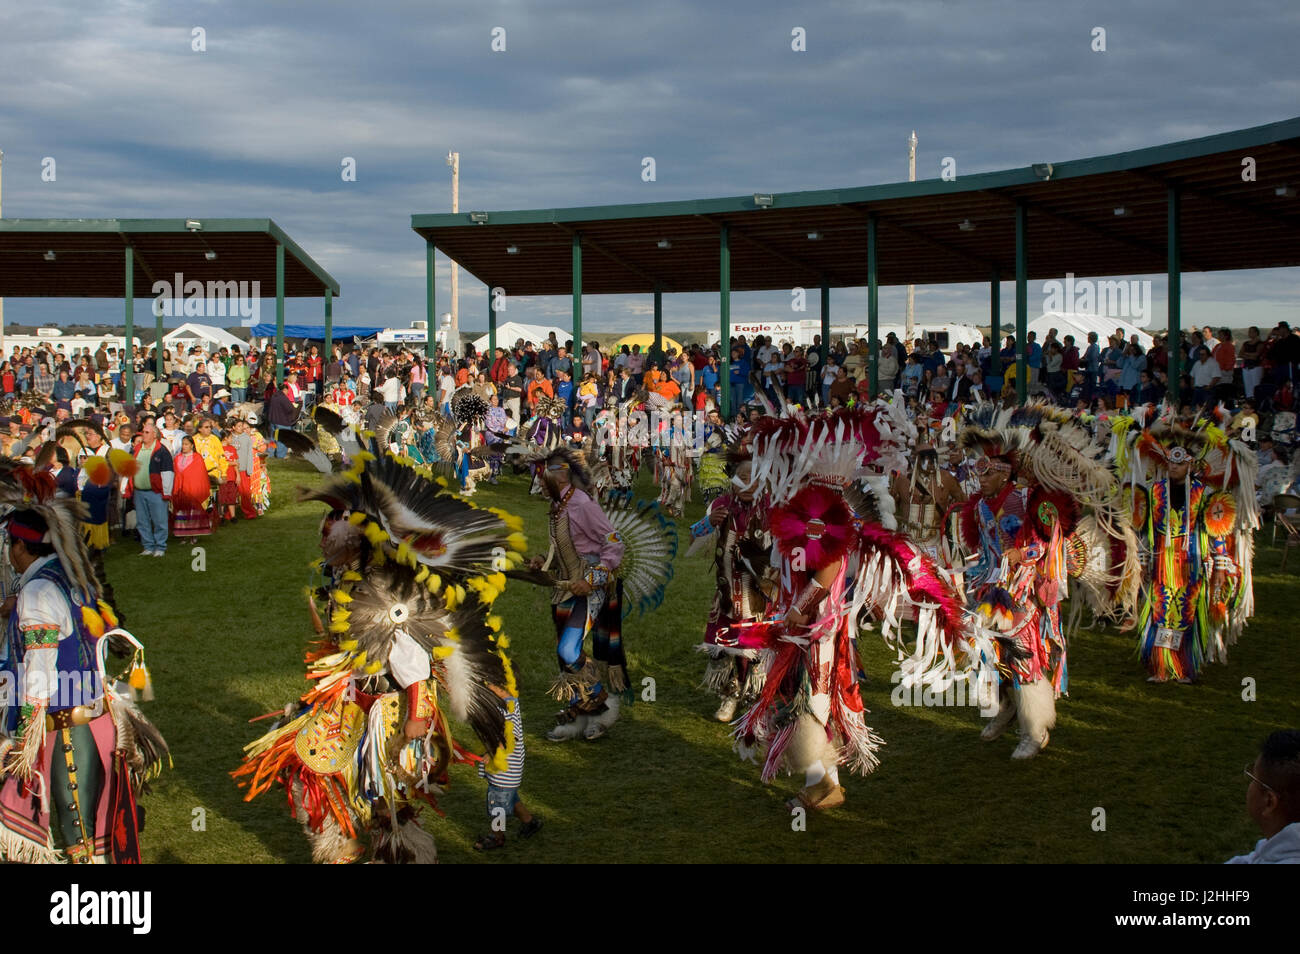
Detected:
left=1246, top=729, right=1300, bottom=838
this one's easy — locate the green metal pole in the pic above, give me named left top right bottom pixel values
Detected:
left=324, top=288, right=333, bottom=360
left=123, top=247, right=134, bottom=403
left=990, top=268, right=1001, bottom=346
left=820, top=278, right=830, bottom=368
left=155, top=299, right=163, bottom=379
left=720, top=226, right=731, bottom=417
left=275, top=243, right=285, bottom=385
left=426, top=242, right=436, bottom=360
left=653, top=285, right=662, bottom=355
left=867, top=213, right=879, bottom=397
left=572, top=233, right=582, bottom=351
left=488, top=285, right=497, bottom=358
left=1167, top=185, right=1182, bottom=405
left=1015, top=202, right=1028, bottom=405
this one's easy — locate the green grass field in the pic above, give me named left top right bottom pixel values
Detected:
left=105, top=457, right=1299, bottom=864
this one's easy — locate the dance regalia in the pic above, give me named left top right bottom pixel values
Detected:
left=512, top=447, right=676, bottom=742
left=172, top=450, right=214, bottom=536
left=0, top=471, right=168, bottom=864
left=249, top=430, right=270, bottom=513
left=697, top=425, right=729, bottom=503
left=1132, top=477, right=1227, bottom=680
left=696, top=491, right=772, bottom=719
left=545, top=484, right=628, bottom=730
left=728, top=405, right=974, bottom=809
left=949, top=482, right=1067, bottom=695
left=945, top=402, right=1141, bottom=756
left=1125, top=419, right=1256, bottom=682
left=233, top=439, right=527, bottom=863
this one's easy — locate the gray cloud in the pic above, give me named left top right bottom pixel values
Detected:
left=0, top=0, right=1296, bottom=334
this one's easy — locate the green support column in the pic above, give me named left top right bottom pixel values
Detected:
left=155, top=298, right=163, bottom=379
left=653, top=284, right=663, bottom=355
left=275, top=243, right=285, bottom=385
left=1167, top=186, right=1182, bottom=404
left=123, top=247, right=134, bottom=403
left=720, top=226, right=731, bottom=417
left=324, top=288, right=333, bottom=359
left=426, top=242, right=436, bottom=360
left=820, top=278, right=830, bottom=368
left=867, top=213, right=879, bottom=397
left=488, top=285, right=497, bottom=357
left=1015, top=203, right=1028, bottom=404
left=990, top=268, right=1001, bottom=346
left=571, top=233, right=583, bottom=351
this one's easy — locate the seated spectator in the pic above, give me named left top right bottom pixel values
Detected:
left=1227, top=729, right=1300, bottom=864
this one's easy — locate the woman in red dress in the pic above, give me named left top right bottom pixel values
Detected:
left=172, top=434, right=214, bottom=536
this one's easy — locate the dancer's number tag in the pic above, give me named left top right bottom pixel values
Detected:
left=1154, top=627, right=1183, bottom=651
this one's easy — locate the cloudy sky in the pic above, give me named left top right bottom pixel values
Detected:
left=0, top=0, right=1297, bottom=336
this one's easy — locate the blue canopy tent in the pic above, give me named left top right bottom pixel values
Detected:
left=249, top=324, right=383, bottom=341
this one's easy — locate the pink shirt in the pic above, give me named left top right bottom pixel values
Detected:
left=561, top=488, right=624, bottom=570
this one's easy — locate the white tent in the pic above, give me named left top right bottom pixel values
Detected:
left=1026, top=312, right=1154, bottom=351
left=470, top=321, right=580, bottom=353
left=163, top=322, right=246, bottom=353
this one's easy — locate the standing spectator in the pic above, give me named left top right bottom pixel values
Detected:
left=1241, top=327, right=1265, bottom=400
left=627, top=344, right=645, bottom=377
left=304, top=345, right=323, bottom=400
left=699, top=353, right=720, bottom=408
left=1118, top=344, right=1146, bottom=405
left=228, top=354, right=250, bottom=404
left=878, top=335, right=900, bottom=391
left=729, top=344, right=751, bottom=408
left=131, top=417, right=173, bottom=557
left=784, top=346, right=808, bottom=405
left=1025, top=331, right=1043, bottom=395
left=1062, top=335, right=1080, bottom=394
left=582, top=341, right=602, bottom=380
left=1212, top=328, right=1237, bottom=404
left=409, top=356, right=428, bottom=404
left=552, top=369, right=575, bottom=415
left=1190, top=346, right=1219, bottom=406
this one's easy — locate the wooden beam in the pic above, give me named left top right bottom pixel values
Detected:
left=981, top=189, right=1201, bottom=271
left=552, top=223, right=668, bottom=292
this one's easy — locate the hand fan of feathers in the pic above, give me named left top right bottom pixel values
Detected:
left=432, top=417, right=459, bottom=463
left=452, top=390, right=488, bottom=426
left=304, top=452, right=522, bottom=577
left=606, top=500, right=679, bottom=616
left=275, top=428, right=333, bottom=473
left=311, top=404, right=361, bottom=457
left=338, top=563, right=509, bottom=754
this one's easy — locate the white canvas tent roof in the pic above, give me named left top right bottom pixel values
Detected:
left=163, top=322, right=245, bottom=352
left=1027, top=313, right=1154, bottom=351
left=470, top=321, right=581, bottom=352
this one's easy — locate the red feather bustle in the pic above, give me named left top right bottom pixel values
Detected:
left=768, top=485, right=854, bottom=571
left=16, top=467, right=56, bottom=503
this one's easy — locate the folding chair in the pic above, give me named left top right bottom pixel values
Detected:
left=1272, top=493, right=1300, bottom=550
